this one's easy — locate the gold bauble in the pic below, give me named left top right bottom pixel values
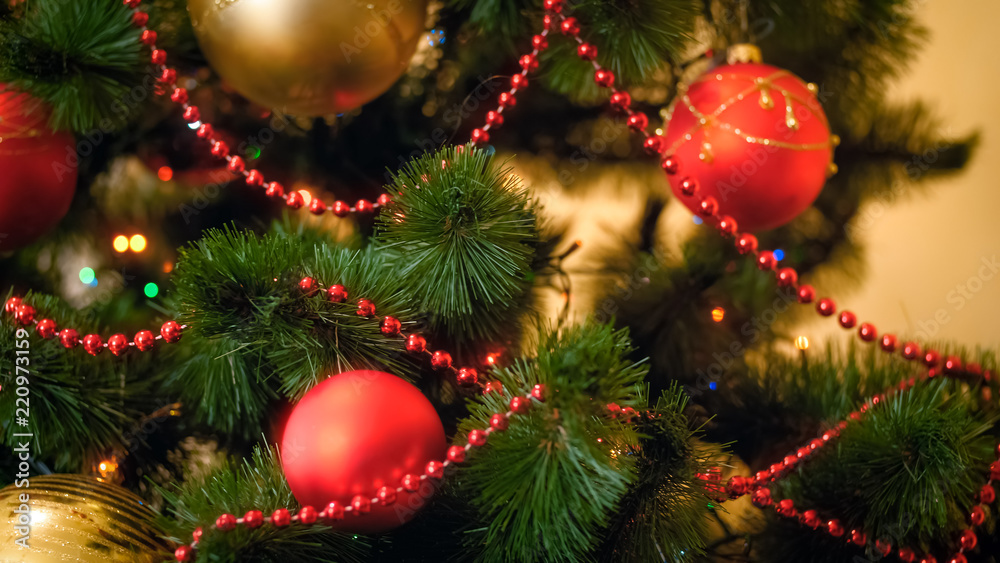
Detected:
left=188, top=0, right=429, bottom=116
left=0, top=475, right=170, bottom=562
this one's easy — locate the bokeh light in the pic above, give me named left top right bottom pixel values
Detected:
left=157, top=166, right=174, bottom=182
left=144, top=282, right=159, bottom=298
left=795, top=335, right=810, bottom=350
left=79, top=267, right=95, bottom=284
left=129, top=234, right=147, bottom=253
left=711, top=307, right=725, bottom=322
left=113, top=235, right=129, bottom=253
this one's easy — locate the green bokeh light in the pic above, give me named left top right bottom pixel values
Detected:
left=144, top=282, right=159, bottom=298
left=79, top=267, right=95, bottom=284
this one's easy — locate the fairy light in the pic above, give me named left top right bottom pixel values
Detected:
left=144, top=283, right=159, bottom=298
left=298, top=190, right=313, bottom=205
left=79, top=267, right=96, bottom=285
left=129, top=234, right=147, bottom=253
left=711, top=307, right=725, bottom=322
left=157, top=166, right=174, bottom=181
left=113, top=235, right=129, bottom=253
left=795, top=336, right=810, bottom=350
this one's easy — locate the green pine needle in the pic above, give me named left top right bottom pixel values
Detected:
left=457, top=321, right=647, bottom=562
left=158, top=445, right=370, bottom=563
left=0, top=0, right=148, bottom=132
left=376, top=145, right=541, bottom=344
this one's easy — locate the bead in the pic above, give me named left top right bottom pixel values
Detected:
left=980, top=483, right=996, bottom=504
left=286, top=191, right=305, bottom=209
left=161, top=320, right=183, bottom=343
left=170, top=88, right=189, bottom=105
left=801, top=509, right=820, bottom=529
left=192, top=527, right=203, bottom=543
left=355, top=199, right=374, bottom=214
left=456, top=367, right=478, bottom=387
left=856, top=322, right=876, bottom=342
left=509, top=395, right=530, bottom=413
left=531, top=34, right=548, bottom=50
left=542, top=0, right=563, bottom=12
left=174, top=546, right=192, bottom=562
left=660, top=156, right=680, bottom=175
left=783, top=455, right=797, bottom=468
left=643, top=135, right=665, bottom=155
left=817, top=298, right=836, bottom=316
left=331, top=200, right=350, bottom=217
left=776, top=498, right=795, bottom=517
left=243, top=510, right=263, bottom=528
left=609, top=91, right=632, bottom=113
left=776, top=268, right=798, bottom=288
left=401, top=474, right=421, bottom=492
left=485, top=110, right=504, bottom=126
left=838, top=311, right=857, bottom=329
left=950, top=555, right=968, bottom=563
left=755, top=470, right=770, bottom=483
left=577, top=42, right=598, bottom=61
left=542, top=14, right=556, bottom=31
left=134, top=330, right=155, bottom=351
left=83, top=334, right=104, bottom=356
left=880, top=333, right=897, bottom=352
left=594, top=69, right=615, bottom=88
left=431, top=350, right=453, bottom=370
left=123, top=0, right=141, bottom=7
left=899, top=547, right=917, bottom=562
left=471, top=128, right=490, bottom=145
left=490, top=413, right=509, bottom=431
left=756, top=251, right=776, bottom=271
left=4, top=296, right=22, bottom=314
left=510, top=73, right=528, bottom=89
left=356, top=298, right=376, bottom=317
left=324, top=501, right=345, bottom=521
left=405, top=334, right=427, bottom=353
left=196, top=123, right=214, bottom=139
left=380, top=316, right=401, bottom=336
left=959, top=528, right=977, bottom=550
left=498, top=92, right=517, bottom=108
left=377, top=486, right=396, bottom=505
left=875, top=539, right=892, bottom=556
left=531, top=384, right=546, bottom=401
left=726, top=476, right=749, bottom=498
left=797, top=285, right=816, bottom=304
left=736, top=234, right=758, bottom=255
left=272, top=508, right=291, bottom=526
left=751, top=488, right=771, bottom=508
left=182, top=106, right=200, bottom=123
left=902, top=342, right=921, bottom=360
left=265, top=181, right=285, bottom=198
left=140, top=29, right=157, bottom=46
left=36, top=318, right=57, bottom=339
left=159, top=68, right=177, bottom=85
left=215, top=513, right=236, bottom=531
left=468, top=429, right=488, bottom=447
left=108, top=334, right=130, bottom=356
left=850, top=529, right=866, bottom=546
left=626, top=112, right=649, bottom=131
left=698, top=197, right=719, bottom=217
left=298, top=276, right=318, bottom=295
left=150, top=49, right=167, bottom=65
left=425, top=460, right=444, bottom=478
left=14, top=304, right=35, bottom=325
left=919, top=556, right=937, bottom=563
left=827, top=519, right=844, bottom=537
left=132, top=11, right=149, bottom=27
left=227, top=156, right=245, bottom=174
left=943, top=356, right=962, bottom=374
left=447, top=445, right=467, bottom=463
left=560, top=16, right=580, bottom=35
left=299, top=505, right=318, bottom=524
left=519, top=54, right=538, bottom=72
left=678, top=177, right=699, bottom=197
left=246, top=170, right=264, bottom=186
left=970, top=504, right=985, bottom=525
left=59, top=328, right=80, bottom=348
left=309, top=197, right=327, bottom=215
left=923, top=349, right=940, bottom=368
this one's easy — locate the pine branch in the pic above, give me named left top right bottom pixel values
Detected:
left=456, top=321, right=647, bottom=562
left=0, top=0, right=149, bottom=132
left=158, top=445, right=370, bottom=563
left=375, top=145, right=542, bottom=345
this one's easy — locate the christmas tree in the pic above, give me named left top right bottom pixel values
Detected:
left=0, top=0, right=994, bottom=561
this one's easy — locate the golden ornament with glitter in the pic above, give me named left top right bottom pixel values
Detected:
left=660, top=45, right=838, bottom=231
left=0, top=474, right=170, bottom=562
left=187, top=0, right=429, bottom=116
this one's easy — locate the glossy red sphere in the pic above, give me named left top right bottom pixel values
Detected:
left=281, top=370, right=446, bottom=532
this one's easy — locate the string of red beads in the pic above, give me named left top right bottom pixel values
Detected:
left=172, top=385, right=546, bottom=561
left=4, top=296, right=184, bottom=356
left=123, top=0, right=387, bottom=219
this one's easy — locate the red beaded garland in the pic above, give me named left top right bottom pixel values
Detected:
left=108, top=334, right=130, bottom=356
left=838, top=311, right=857, bottom=329
left=827, top=519, right=844, bottom=538
left=174, top=546, right=192, bottom=562
left=380, top=316, right=402, bottom=336
left=286, top=191, right=305, bottom=209
left=299, top=506, right=318, bottom=524
left=59, top=328, right=80, bottom=348
left=490, top=413, right=510, bottom=431
left=609, top=91, right=632, bottom=113
left=594, top=69, right=615, bottom=88
left=457, top=367, right=478, bottom=387
left=425, top=460, right=445, bottom=479
left=14, top=304, right=35, bottom=325
left=272, top=508, right=291, bottom=527
left=816, top=298, right=836, bottom=317
left=756, top=251, right=777, bottom=271
left=243, top=510, right=263, bottom=529
left=376, top=486, right=397, bottom=505
left=447, top=445, right=467, bottom=463
left=468, top=429, right=488, bottom=447
left=736, top=234, right=758, bottom=255
left=215, top=513, right=236, bottom=531
left=405, top=334, right=427, bottom=353
left=82, top=334, right=104, bottom=356
left=265, top=182, right=285, bottom=199
left=161, top=320, right=183, bottom=343
left=357, top=298, right=376, bottom=317
left=36, top=318, right=57, bottom=339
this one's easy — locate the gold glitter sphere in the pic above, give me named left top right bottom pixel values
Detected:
left=0, top=475, right=169, bottom=562
left=188, top=0, right=429, bottom=116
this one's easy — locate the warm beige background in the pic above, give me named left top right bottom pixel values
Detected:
left=803, top=0, right=1000, bottom=349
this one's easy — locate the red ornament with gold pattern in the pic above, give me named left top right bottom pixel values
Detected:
left=661, top=45, right=838, bottom=231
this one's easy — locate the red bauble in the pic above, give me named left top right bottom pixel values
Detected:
left=281, top=370, right=446, bottom=533
left=662, top=62, right=836, bottom=231
left=0, top=87, right=77, bottom=251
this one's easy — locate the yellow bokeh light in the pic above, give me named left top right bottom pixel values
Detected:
left=298, top=190, right=312, bottom=205
left=795, top=336, right=810, bottom=350
left=129, top=234, right=147, bottom=253
left=113, top=235, right=129, bottom=253
left=711, top=307, right=725, bottom=322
